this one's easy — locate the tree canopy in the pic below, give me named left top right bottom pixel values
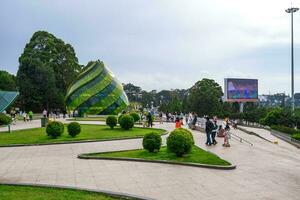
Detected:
left=187, top=78, right=223, bottom=116
left=17, top=31, right=82, bottom=111
left=0, top=70, right=17, bottom=91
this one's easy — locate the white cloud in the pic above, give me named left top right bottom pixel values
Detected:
left=0, top=0, right=300, bottom=94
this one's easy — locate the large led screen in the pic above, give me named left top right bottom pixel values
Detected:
left=225, top=78, right=258, bottom=102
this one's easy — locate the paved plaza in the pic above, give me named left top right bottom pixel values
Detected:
left=0, top=121, right=300, bottom=200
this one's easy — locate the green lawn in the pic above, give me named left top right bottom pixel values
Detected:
left=0, top=124, right=165, bottom=146
left=66, top=117, right=107, bottom=121
left=84, top=146, right=231, bottom=166
left=0, top=185, right=136, bottom=200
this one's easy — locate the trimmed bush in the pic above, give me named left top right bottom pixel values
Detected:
left=130, top=112, right=140, bottom=123
left=0, top=113, right=12, bottom=125
left=292, top=134, right=300, bottom=141
left=46, top=121, right=64, bottom=138
left=167, top=129, right=193, bottom=157
left=119, top=114, right=134, bottom=130
left=67, top=122, right=81, bottom=137
left=143, top=132, right=162, bottom=152
left=271, top=125, right=299, bottom=135
left=177, top=128, right=194, bottom=144
left=106, top=115, right=117, bottom=129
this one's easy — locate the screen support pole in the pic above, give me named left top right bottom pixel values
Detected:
left=239, top=102, right=244, bottom=113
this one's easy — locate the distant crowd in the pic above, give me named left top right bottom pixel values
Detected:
left=156, top=112, right=237, bottom=147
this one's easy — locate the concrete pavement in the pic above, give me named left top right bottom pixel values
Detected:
left=0, top=121, right=299, bottom=199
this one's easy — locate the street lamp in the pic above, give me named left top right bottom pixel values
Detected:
left=286, top=7, right=299, bottom=113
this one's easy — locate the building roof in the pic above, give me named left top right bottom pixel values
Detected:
left=0, top=91, right=19, bottom=112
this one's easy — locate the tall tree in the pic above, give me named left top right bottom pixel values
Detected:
left=187, top=78, right=223, bottom=116
left=17, top=31, right=82, bottom=111
left=0, top=70, right=17, bottom=91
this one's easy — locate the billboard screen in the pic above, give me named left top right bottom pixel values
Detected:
left=224, top=78, right=258, bottom=102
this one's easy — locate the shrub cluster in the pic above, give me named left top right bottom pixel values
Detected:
left=0, top=113, right=12, bottom=125
left=167, top=128, right=193, bottom=157
left=271, top=125, right=299, bottom=135
left=106, top=115, right=117, bottom=129
left=119, top=114, right=134, bottom=130
left=67, top=122, right=81, bottom=137
left=260, top=108, right=295, bottom=127
left=130, top=112, right=140, bottom=123
left=46, top=121, right=64, bottom=138
left=143, top=132, right=162, bottom=152
left=292, top=134, right=300, bottom=141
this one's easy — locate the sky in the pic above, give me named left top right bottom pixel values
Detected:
left=0, top=0, right=300, bottom=95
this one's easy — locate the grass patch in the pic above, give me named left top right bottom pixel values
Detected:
left=0, top=184, right=136, bottom=200
left=85, top=146, right=231, bottom=166
left=66, top=117, right=106, bottom=121
left=0, top=124, right=165, bottom=146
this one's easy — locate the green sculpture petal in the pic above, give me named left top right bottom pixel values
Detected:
left=65, top=60, right=129, bottom=116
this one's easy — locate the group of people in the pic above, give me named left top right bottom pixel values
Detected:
left=9, top=109, right=33, bottom=124
left=205, top=116, right=231, bottom=147
left=43, top=109, right=68, bottom=119
left=171, top=112, right=232, bottom=147
left=187, top=112, right=198, bottom=130
left=142, top=111, right=154, bottom=127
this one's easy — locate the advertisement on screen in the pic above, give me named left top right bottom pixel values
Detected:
left=224, top=78, right=258, bottom=102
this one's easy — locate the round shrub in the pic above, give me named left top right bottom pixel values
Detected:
left=143, top=132, right=162, bottom=152
left=167, top=129, right=193, bottom=157
left=130, top=112, right=140, bottom=123
left=0, top=113, right=12, bottom=125
left=46, top=121, right=64, bottom=138
left=67, top=122, right=81, bottom=137
left=106, top=115, right=117, bottom=129
left=119, top=114, right=134, bottom=130
left=177, top=128, right=194, bottom=144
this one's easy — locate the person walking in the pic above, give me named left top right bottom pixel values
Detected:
left=28, top=111, right=33, bottom=121
left=175, top=117, right=181, bottom=128
left=43, top=109, right=47, bottom=118
left=10, top=109, right=16, bottom=125
left=205, top=116, right=213, bottom=146
left=159, top=112, right=163, bottom=124
left=211, top=116, right=218, bottom=145
left=192, top=113, right=197, bottom=130
left=147, top=111, right=153, bottom=127
left=223, top=118, right=231, bottom=147
left=22, top=111, right=27, bottom=122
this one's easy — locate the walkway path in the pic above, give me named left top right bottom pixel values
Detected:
left=0, top=121, right=299, bottom=200
left=0, top=120, right=41, bottom=132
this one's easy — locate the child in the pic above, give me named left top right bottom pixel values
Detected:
left=223, top=123, right=231, bottom=147
left=175, top=117, right=181, bottom=129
